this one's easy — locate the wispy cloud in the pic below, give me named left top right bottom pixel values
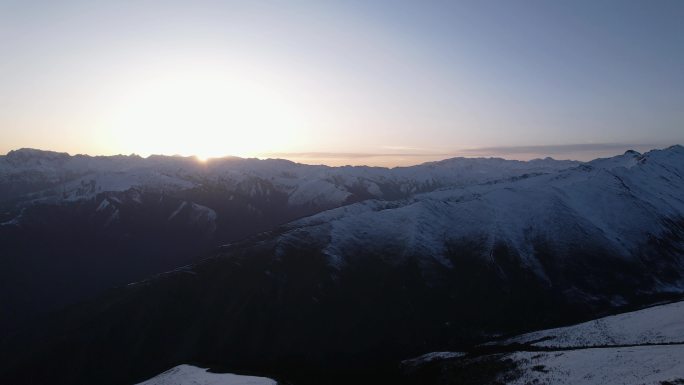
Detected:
left=457, top=143, right=654, bottom=157
left=379, top=145, right=435, bottom=152
left=261, top=143, right=662, bottom=166
left=263, top=151, right=450, bottom=159
left=260, top=151, right=452, bottom=167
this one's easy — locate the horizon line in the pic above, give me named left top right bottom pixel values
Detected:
left=2, top=142, right=676, bottom=167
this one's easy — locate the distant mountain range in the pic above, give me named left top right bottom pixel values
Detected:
left=0, top=148, right=578, bottom=330
left=0, top=145, right=683, bottom=385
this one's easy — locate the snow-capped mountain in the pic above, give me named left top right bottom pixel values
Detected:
left=266, top=145, right=684, bottom=305
left=1, top=146, right=683, bottom=385
left=0, top=147, right=578, bottom=206
left=0, top=148, right=579, bottom=332
left=402, top=300, right=684, bottom=385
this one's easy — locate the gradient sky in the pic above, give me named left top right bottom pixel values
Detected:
left=1, top=0, right=683, bottom=165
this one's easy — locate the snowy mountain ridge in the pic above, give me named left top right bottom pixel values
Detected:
left=0, top=147, right=580, bottom=207
left=0, top=147, right=582, bottom=333
left=1, top=146, right=683, bottom=385
left=268, top=145, right=684, bottom=299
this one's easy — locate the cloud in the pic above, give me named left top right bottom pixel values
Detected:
left=263, top=151, right=450, bottom=159
left=261, top=143, right=664, bottom=166
left=260, top=151, right=454, bottom=167
left=456, top=143, right=655, bottom=158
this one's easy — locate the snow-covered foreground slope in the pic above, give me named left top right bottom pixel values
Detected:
left=501, top=301, right=684, bottom=385
left=507, top=346, right=684, bottom=385
left=135, top=365, right=277, bottom=385
left=404, top=300, right=684, bottom=385
left=502, top=301, right=684, bottom=348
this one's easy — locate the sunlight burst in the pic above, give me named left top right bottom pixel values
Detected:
left=105, top=64, right=307, bottom=159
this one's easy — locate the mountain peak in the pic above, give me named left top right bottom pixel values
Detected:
left=4, top=148, right=71, bottom=166
left=667, top=144, right=684, bottom=152
left=6, top=148, right=70, bottom=157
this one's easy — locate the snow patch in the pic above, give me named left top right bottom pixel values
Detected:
left=402, top=351, right=466, bottom=366
left=168, top=202, right=188, bottom=221
left=96, top=198, right=111, bottom=212
left=135, top=364, right=276, bottom=385
left=104, top=209, right=120, bottom=227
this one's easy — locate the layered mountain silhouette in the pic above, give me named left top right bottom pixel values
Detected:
left=0, top=146, right=683, bottom=385
left=0, top=149, right=577, bottom=330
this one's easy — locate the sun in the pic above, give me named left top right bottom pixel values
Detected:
left=103, top=63, right=309, bottom=159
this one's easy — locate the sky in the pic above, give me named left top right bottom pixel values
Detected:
left=1, top=0, right=683, bottom=166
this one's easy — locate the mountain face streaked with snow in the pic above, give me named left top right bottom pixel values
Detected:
left=403, top=300, right=684, bottom=385
left=274, top=145, right=684, bottom=306
left=1, top=146, right=683, bottom=385
left=0, top=148, right=578, bottom=330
